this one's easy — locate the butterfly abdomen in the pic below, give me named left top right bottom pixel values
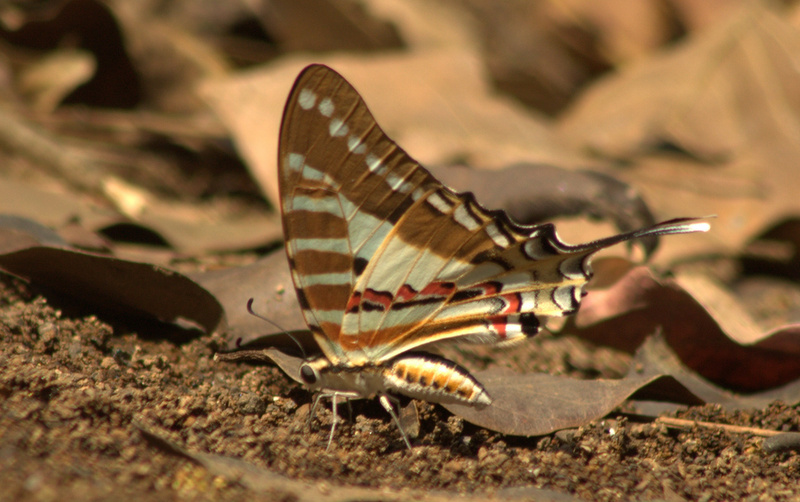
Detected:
left=383, top=353, right=492, bottom=408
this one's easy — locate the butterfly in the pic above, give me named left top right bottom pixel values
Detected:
left=277, top=64, right=709, bottom=450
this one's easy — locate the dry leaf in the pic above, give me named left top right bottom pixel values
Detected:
left=571, top=266, right=800, bottom=391
left=557, top=3, right=800, bottom=253
left=0, top=220, right=222, bottom=333
left=632, top=333, right=800, bottom=411
left=199, top=51, right=581, bottom=207
left=17, top=48, right=95, bottom=112
left=191, top=251, right=306, bottom=345
left=444, top=369, right=701, bottom=436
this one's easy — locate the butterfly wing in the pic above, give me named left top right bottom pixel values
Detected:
left=278, top=64, right=708, bottom=366
left=278, top=64, right=445, bottom=364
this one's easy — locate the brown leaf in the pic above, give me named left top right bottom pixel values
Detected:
left=17, top=48, right=95, bottom=112
left=199, top=51, right=581, bottom=207
left=260, top=0, right=404, bottom=52
left=570, top=266, right=800, bottom=391
left=136, top=422, right=572, bottom=501
left=557, top=3, right=800, bottom=254
left=216, top=346, right=306, bottom=385
left=0, top=220, right=222, bottom=333
left=443, top=369, right=700, bottom=437
left=466, top=0, right=674, bottom=115
left=190, top=251, right=306, bottom=347
left=0, top=179, right=281, bottom=253
left=558, top=3, right=797, bottom=160
left=632, top=332, right=800, bottom=411
left=217, top=339, right=702, bottom=437
left=0, top=0, right=140, bottom=108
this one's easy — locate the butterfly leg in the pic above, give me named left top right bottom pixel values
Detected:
left=326, top=392, right=343, bottom=451
left=379, top=393, right=413, bottom=451
left=307, top=392, right=326, bottom=430
left=345, top=397, right=354, bottom=423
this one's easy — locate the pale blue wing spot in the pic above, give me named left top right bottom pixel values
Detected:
left=292, top=238, right=350, bottom=254
left=426, top=192, right=452, bottom=214
left=291, top=194, right=342, bottom=215
left=300, top=272, right=354, bottom=286
left=301, top=163, right=338, bottom=188
left=348, top=136, right=366, bottom=154
left=287, top=153, right=305, bottom=171
left=318, top=97, right=334, bottom=117
left=298, top=89, right=316, bottom=110
left=454, top=204, right=481, bottom=231
left=485, top=223, right=511, bottom=248
left=329, top=118, right=349, bottom=137
left=386, top=172, right=412, bottom=193
left=552, top=285, right=576, bottom=311
left=365, top=154, right=384, bottom=173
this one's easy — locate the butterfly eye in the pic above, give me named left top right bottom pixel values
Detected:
left=300, top=364, right=317, bottom=385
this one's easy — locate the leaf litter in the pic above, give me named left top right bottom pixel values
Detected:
left=1, top=1, right=800, bottom=501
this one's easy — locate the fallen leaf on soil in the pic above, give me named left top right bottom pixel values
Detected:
left=558, top=2, right=798, bottom=162
left=215, top=346, right=306, bottom=385
left=443, top=367, right=701, bottom=437
left=557, top=3, right=800, bottom=254
left=570, top=266, right=800, bottom=391
left=631, top=332, right=800, bottom=413
left=135, top=422, right=576, bottom=501
left=219, top=331, right=705, bottom=437
left=17, top=48, right=95, bottom=112
left=0, top=219, right=222, bottom=333
left=0, top=179, right=281, bottom=253
left=200, top=50, right=583, bottom=207
left=260, top=0, right=404, bottom=52
left=0, top=0, right=140, bottom=108
left=190, top=251, right=306, bottom=346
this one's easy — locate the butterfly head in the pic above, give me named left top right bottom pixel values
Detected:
left=299, top=357, right=330, bottom=391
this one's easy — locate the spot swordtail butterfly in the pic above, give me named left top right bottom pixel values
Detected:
left=277, top=64, right=709, bottom=450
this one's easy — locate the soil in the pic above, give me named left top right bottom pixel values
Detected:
left=1, top=273, right=799, bottom=502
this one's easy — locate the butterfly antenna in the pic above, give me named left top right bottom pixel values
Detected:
left=246, top=298, right=308, bottom=360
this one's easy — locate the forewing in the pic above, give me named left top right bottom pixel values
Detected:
left=278, top=64, right=441, bottom=364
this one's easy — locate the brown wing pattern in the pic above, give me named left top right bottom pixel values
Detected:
left=278, top=64, right=709, bottom=366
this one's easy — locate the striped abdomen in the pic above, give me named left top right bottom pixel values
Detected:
left=382, top=353, right=491, bottom=407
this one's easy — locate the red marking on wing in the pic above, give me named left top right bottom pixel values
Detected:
left=420, top=281, right=456, bottom=296
left=363, top=288, right=393, bottom=310
left=396, top=284, right=418, bottom=302
left=476, top=282, right=502, bottom=295
left=396, top=281, right=455, bottom=302
left=487, top=315, right=508, bottom=338
left=501, top=292, right=522, bottom=314
left=346, top=292, right=362, bottom=313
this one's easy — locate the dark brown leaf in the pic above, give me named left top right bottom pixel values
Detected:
left=0, top=221, right=222, bottom=333
left=571, top=266, right=800, bottom=391
left=189, top=251, right=306, bottom=347
left=631, top=332, right=800, bottom=411
left=443, top=368, right=701, bottom=436
left=136, top=422, right=576, bottom=501
left=215, top=346, right=305, bottom=385
left=260, top=0, right=404, bottom=52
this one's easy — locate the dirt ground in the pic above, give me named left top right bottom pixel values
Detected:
left=2, top=1, right=800, bottom=501
left=1, top=273, right=798, bottom=502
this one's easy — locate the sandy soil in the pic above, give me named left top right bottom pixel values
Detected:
left=2, top=274, right=798, bottom=502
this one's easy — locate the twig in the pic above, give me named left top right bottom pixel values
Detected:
left=656, top=417, right=783, bottom=437
left=0, top=104, right=107, bottom=195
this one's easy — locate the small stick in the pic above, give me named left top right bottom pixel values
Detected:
left=656, top=417, right=783, bottom=437
left=0, top=105, right=106, bottom=195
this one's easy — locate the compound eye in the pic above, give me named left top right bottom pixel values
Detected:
left=300, top=364, right=317, bottom=385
